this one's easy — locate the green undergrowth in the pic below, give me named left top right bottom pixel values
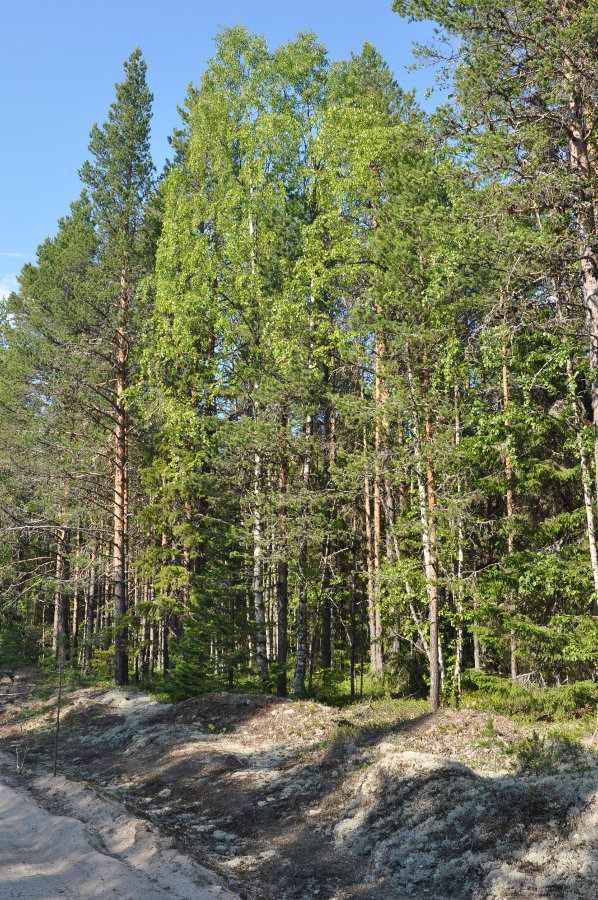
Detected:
left=507, top=730, right=589, bottom=775
left=146, top=670, right=263, bottom=703
left=461, top=669, right=598, bottom=726
left=306, top=669, right=393, bottom=706
left=146, top=662, right=394, bottom=706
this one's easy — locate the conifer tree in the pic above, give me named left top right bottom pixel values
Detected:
left=80, top=47, right=155, bottom=685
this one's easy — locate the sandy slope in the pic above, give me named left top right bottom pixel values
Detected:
left=3, top=675, right=598, bottom=898
left=0, top=751, right=235, bottom=900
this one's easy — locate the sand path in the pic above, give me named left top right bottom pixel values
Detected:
left=0, top=752, right=236, bottom=900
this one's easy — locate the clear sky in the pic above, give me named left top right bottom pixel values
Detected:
left=0, top=0, right=440, bottom=300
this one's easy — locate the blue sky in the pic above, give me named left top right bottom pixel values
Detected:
left=0, top=0, right=441, bottom=300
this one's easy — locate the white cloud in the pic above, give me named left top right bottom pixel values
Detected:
left=0, top=274, right=18, bottom=302
left=0, top=252, right=27, bottom=259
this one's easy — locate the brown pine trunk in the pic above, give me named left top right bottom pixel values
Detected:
left=371, top=331, right=385, bottom=676
left=52, top=528, right=69, bottom=659
left=71, top=525, right=82, bottom=657
left=566, top=93, right=598, bottom=521
left=350, top=512, right=358, bottom=701
left=81, top=540, right=97, bottom=675
left=566, top=356, right=598, bottom=612
left=564, top=90, right=598, bottom=743
left=453, top=388, right=464, bottom=703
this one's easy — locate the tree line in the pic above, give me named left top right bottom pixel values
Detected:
left=3, top=3, right=598, bottom=713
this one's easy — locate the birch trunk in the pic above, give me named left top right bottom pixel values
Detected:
left=293, top=287, right=315, bottom=697
left=406, top=357, right=441, bottom=712
left=113, top=266, right=129, bottom=686
left=277, top=416, right=289, bottom=697
left=253, top=442, right=268, bottom=687
left=293, top=408, right=312, bottom=697
left=363, top=429, right=379, bottom=677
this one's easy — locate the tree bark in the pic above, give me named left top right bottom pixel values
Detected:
left=113, top=267, right=129, bottom=686
left=52, top=528, right=69, bottom=659
left=293, top=408, right=312, bottom=697
left=566, top=356, right=598, bottom=612
left=81, top=540, right=97, bottom=675
left=453, top=387, right=464, bottom=704
left=502, top=342, right=517, bottom=682
left=277, top=416, right=289, bottom=697
left=293, top=288, right=315, bottom=698
left=320, top=380, right=334, bottom=671
left=362, top=430, right=379, bottom=679
left=406, top=356, right=440, bottom=712
left=253, top=443, right=268, bottom=688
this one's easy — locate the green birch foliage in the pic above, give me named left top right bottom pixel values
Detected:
left=142, top=28, right=331, bottom=687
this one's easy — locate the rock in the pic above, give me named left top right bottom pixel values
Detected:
left=157, top=787, right=171, bottom=799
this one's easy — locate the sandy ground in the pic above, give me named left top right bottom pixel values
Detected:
left=3, top=674, right=598, bottom=898
left=0, top=750, right=236, bottom=900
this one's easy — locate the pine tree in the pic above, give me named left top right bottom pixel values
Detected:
left=80, top=47, right=155, bottom=685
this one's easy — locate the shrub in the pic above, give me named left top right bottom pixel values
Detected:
left=461, top=669, right=598, bottom=721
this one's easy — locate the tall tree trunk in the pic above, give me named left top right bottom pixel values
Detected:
left=320, top=536, right=332, bottom=669
left=293, top=406, right=312, bottom=697
left=371, top=332, right=385, bottom=676
left=113, top=268, right=129, bottom=686
left=567, top=92, right=598, bottom=525
left=502, top=341, right=517, bottom=681
left=350, top=513, right=358, bottom=701
left=558, top=104, right=598, bottom=738
left=566, top=356, right=598, bottom=612
left=81, top=540, right=97, bottom=675
left=547, top=263, right=598, bottom=614
left=71, top=524, right=82, bottom=657
left=52, top=527, right=69, bottom=658
left=406, top=357, right=440, bottom=712
left=363, top=428, right=379, bottom=678
left=320, top=373, right=335, bottom=670
left=293, top=287, right=315, bottom=698
left=253, top=441, right=268, bottom=688
left=277, top=417, right=289, bottom=697
left=453, top=386, right=464, bottom=704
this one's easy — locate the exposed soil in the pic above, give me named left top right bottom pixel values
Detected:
left=2, top=671, right=598, bottom=899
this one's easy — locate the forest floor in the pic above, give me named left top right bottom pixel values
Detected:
left=1, top=672, right=598, bottom=899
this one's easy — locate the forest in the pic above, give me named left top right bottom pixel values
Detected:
left=3, top=0, right=598, bottom=717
